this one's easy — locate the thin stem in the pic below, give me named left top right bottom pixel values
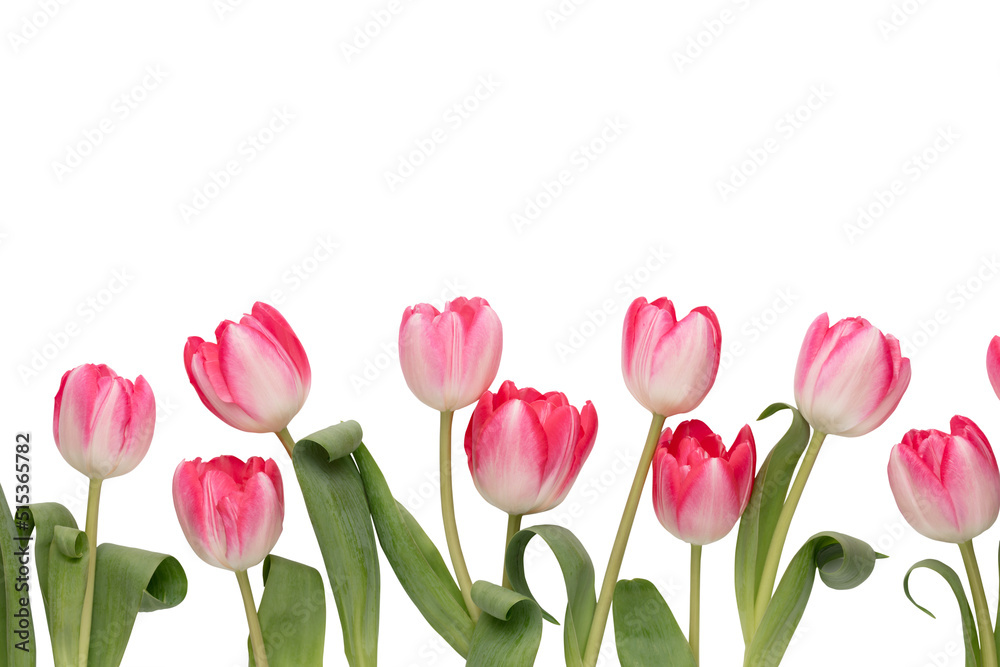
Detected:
left=236, top=570, right=269, bottom=667
left=582, top=411, right=667, bottom=667
left=960, top=540, right=998, bottom=667
left=502, top=514, right=523, bottom=589
left=753, top=430, right=827, bottom=627
left=440, top=410, right=480, bottom=621
left=276, top=428, right=295, bottom=457
left=78, top=478, right=102, bottom=667
left=690, top=544, right=702, bottom=665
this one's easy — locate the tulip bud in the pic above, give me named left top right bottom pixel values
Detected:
left=987, top=336, right=1000, bottom=401
left=184, top=302, right=311, bottom=434
left=621, top=297, right=721, bottom=418
left=464, top=380, right=597, bottom=515
left=399, top=297, right=502, bottom=412
left=888, top=416, right=1000, bottom=544
left=53, top=364, right=155, bottom=480
left=173, top=455, right=284, bottom=571
left=794, top=313, right=911, bottom=437
left=651, top=420, right=756, bottom=545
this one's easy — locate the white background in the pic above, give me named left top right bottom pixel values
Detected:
left=2, top=0, right=1000, bottom=665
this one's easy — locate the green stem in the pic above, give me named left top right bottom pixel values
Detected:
left=960, top=540, right=998, bottom=667
left=690, top=544, right=702, bottom=665
left=753, top=430, right=827, bottom=627
left=440, top=410, right=480, bottom=621
left=78, top=478, right=102, bottom=667
left=276, top=428, right=295, bottom=457
left=501, top=514, right=523, bottom=589
left=236, top=570, right=269, bottom=667
left=582, top=411, right=667, bottom=667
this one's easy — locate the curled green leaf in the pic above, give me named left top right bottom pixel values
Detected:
left=467, top=581, right=543, bottom=666
left=746, top=532, right=879, bottom=667
left=89, top=544, right=187, bottom=666
left=904, top=559, right=980, bottom=667
left=503, top=525, right=596, bottom=666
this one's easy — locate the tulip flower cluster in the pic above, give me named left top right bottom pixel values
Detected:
left=14, top=289, right=1000, bottom=667
left=174, top=302, right=313, bottom=667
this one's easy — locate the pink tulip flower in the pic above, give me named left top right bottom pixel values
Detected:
left=173, top=455, right=284, bottom=571
left=464, top=380, right=597, bottom=516
left=53, top=364, right=155, bottom=480
left=888, top=416, right=1000, bottom=544
left=621, top=297, right=721, bottom=418
left=184, top=302, right=311, bottom=434
left=987, top=336, right=1000, bottom=401
left=399, top=297, right=502, bottom=412
left=651, top=420, right=756, bottom=545
left=794, top=313, right=911, bottom=437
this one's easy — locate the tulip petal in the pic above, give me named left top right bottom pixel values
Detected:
left=251, top=302, right=312, bottom=390
left=675, top=458, right=740, bottom=545
left=645, top=308, right=720, bottom=417
left=988, top=336, right=1000, bottom=401
left=888, top=444, right=962, bottom=542
left=622, top=299, right=679, bottom=412
left=940, top=435, right=1000, bottom=541
left=839, top=339, right=910, bottom=437
left=471, top=400, right=548, bottom=515
left=532, top=404, right=579, bottom=506
left=793, top=313, right=830, bottom=403
left=218, top=322, right=303, bottom=431
left=727, top=426, right=757, bottom=514
left=652, top=450, right=682, bottom=538
left=85, top=377, right=131, bottom=478
left=186, top=341, right=261, bottom=432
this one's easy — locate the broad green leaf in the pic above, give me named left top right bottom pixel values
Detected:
left=398, top=502, right=466, bottom=613
left=23, top=503, right=187, bottom=667
left=250, top=555, right=326, bottom=667
left=88, top=543, right=187, bottom=666
left=734, top=403, right=810, bottom=644
left=0, top=481, right=34, bottom=666
left=22, top=503, right=86, bottom=666
left=904, top=559, right=980, bottom=667
left=746, top=532, right=879, bottom=667
left=354, top=443, right=475, bottom=658
left=467, top=581, right=542, bottom=666
left=612, top=579, right=695, bottom=667
left=292, top=421, right=379, bottom=667
left=503, top=525, right=596, bottom=666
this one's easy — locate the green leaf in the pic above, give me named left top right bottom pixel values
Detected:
left=746, top=531, right=879, bottom=667
left=292, top=421, right=380, bottom=667
left=466, top=581, right=543, bottom=666
left=503, top=525, right=596, bottom=666
left=22, top=503, right=187, bottom=667
left=250, top=555, right=326, bottom=667
left=904, top=559, right=980, bottom=667
left=0, top=481, right=34, bottom=666
left=398, top=502, right=467, bottom=613
left=354, top=443, right=475, bottom=658
left=734, top=403, right=811, bottom=644
left=612, top=579, right=695, bottom=667
left=88, top=543, right=187, bottom=666
left=21, top=503, right=86, bottom=666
